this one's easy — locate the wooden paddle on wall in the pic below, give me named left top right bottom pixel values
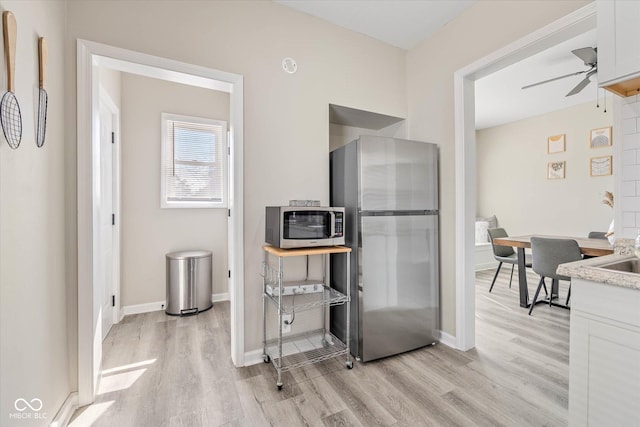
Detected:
left=37, top=37, right=48, bottom=147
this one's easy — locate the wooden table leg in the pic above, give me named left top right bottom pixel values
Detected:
left=517, top=247, right=529, bottom=308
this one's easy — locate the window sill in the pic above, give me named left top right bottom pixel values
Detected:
left=161, top=202, right=227, bottom=209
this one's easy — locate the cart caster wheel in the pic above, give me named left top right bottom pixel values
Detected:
left=263, top=355, right=270, bottom=363
left=346, top=361, right=353, bottom=369
left=277, top=384, right=283, bottom=391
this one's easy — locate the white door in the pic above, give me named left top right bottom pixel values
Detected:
left=227, top=132, right=232, bottom=297
left=99, top=95, right=116, bottom=340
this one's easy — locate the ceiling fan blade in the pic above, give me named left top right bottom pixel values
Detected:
left=572, top=47, right=597, bottom=66
left=522, top=69, right=588, bottom=90
left=565, top=69, right=597, bottom=96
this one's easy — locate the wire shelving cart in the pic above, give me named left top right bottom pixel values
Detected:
left=261, top=245, right=353, bottom=390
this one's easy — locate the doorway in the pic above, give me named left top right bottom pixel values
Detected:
left=453, top=4, right=597, bottom=350
left=77, top=40, right=245, bottom=405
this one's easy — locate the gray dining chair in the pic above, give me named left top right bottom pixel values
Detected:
left=583, top=231, right=608, bottom=259
left=529, top=237, right=583, bottom=315
left=588, top=231, right=607, bottom=240
left=487, top=228, right=532, bottom=293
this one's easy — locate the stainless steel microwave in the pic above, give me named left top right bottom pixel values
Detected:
left=265, top=206, right=345, bottom=249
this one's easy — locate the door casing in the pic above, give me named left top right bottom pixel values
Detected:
left=452, top=3, right=596, bottom=351
left=77, top=39, right=245, bottom=405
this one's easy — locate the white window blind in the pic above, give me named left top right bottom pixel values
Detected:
left=161, top=113, right=227, bottom=208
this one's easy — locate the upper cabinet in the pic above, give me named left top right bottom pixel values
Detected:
left=597, top=0, right=640, bottom=97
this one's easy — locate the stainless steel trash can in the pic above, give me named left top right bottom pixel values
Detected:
left=166, top=250, right=213, bottom=316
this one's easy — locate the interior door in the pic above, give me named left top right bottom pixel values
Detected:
left=227, top=131, right=233, bottom=298
left=99, top=97, right=115, bottom=340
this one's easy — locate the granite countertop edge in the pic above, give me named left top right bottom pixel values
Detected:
left=558, top=254, right=640, bottom=291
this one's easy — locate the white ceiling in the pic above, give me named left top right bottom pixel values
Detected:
left=475, top=29, right=599, bottom=129
left=274, top=0, right=477, bottom=50
left=275, top=1, right=599, bottom=130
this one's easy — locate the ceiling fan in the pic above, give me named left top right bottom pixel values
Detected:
left=522, top=47, right=597, bottom=97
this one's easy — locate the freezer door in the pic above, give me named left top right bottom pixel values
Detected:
left=359, top=214, right=439, bottom=362
left=358, top=136, right=438, bottom=212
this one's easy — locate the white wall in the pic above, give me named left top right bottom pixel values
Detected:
left=477, top=101, right=613, bottom=237
left=0, top=1, right=71, bottom=425
left=120, top=73, right=229, bottom=306
left=406, top=0, right=591, bottom=336
left=99, top=67, right=121, bottom=108
left=329, top=122, right=407, bottom=152
left=66, top=1, right=407, bottom=354
left=619, top=95, right=640, bottom=238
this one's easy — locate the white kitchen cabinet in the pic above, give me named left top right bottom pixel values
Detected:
left=597, top=0, right=640, bottom=96
left=569, top=278, right=640, bottom=426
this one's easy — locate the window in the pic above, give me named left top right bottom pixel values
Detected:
left=161, top=113, right=227, bottom=208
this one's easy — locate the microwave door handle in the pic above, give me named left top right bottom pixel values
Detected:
left=329, top=211, right=336, bottom=237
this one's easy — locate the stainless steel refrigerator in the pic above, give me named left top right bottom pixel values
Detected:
left=330, top=136, right=439, bottom=362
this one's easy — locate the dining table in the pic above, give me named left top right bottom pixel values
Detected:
left=492, top=235, right=614, bottom=308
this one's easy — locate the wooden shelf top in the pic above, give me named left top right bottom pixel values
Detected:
left=262, top=245, right=352, bottom=257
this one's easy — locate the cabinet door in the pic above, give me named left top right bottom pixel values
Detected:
left=569, top=314, right=640, bottom=426
left=597, top=0, right=616, bottom=83
left=598, top=0, right=640, bottom=84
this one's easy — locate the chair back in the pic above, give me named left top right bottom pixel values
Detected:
left=588, top=231, right=607, bottom=240
left=488, top=228, right=515, bottom=258
left=530, top=237, right=582, bottom=281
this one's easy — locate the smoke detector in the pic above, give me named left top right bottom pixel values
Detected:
left=282, top=57, right=297, bottom=74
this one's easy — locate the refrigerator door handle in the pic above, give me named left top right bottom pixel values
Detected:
left=360, top=210, right=439, bottom=217
left=329, top=211, right=336, bottom=237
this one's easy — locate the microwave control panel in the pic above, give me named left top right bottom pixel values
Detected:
left=335, top=212, right=343, bottom=236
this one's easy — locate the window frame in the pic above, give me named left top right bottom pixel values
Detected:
left=160, top=112, right=228, bottom=209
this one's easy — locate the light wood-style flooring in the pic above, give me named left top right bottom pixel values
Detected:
left=71, top=268, right=570, bottom=426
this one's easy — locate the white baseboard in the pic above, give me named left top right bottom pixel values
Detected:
left=121, top=301, right=166, bottom=317
left=50, top=392, right=78, bottom=427
left=120, top=293, right=229, bottom=319
left=439, top=331, right=458, bottom=349
left=243, top=348, right=266, bottom=367
left=247, top=332, right=457, bottom=365
left=212, top=292, right=230, bottom=303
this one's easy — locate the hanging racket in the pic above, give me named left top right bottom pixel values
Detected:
left=1, top=11, right=22, bottom=149
left=36, top=37, right=47, bottom=147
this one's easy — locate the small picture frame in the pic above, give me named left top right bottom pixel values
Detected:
left=547, top=134, right=565, bottom=154
left=590, top=126, right=612, bottom=148
left=590, top=155, right=612, bottom=176
left=548, top=161, right=566, bottom=180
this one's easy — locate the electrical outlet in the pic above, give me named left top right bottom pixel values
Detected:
left=282, top=314, right=292, bottom=333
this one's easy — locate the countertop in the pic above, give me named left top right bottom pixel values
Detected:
left=557, top=238, right=640, bottom=291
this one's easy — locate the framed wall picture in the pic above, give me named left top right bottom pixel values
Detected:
left=548, top=161, right=566, bottom=179
left=590, top=155, right=612, bottom=176
left=547, top=134, right=566, bottom=154
left=590, top=126, right=612, bottom=148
